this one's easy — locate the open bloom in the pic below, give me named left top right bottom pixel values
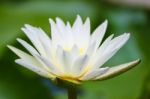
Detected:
left=8, top=15, right=140, bottom=84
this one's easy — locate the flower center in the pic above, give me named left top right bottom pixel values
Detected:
left=79, top=48, right=85, bottom=55
left=64, top=47, right=85, bottom=55
left=59, top=75, right=81, bottom=84
left=64, top=47, right=72, bottom=52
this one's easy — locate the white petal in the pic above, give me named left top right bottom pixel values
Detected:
left=64, top=22, right=74, bottom=48
left=21, top=24, right=46, bottom=56
left=82, top=35, right=114, bottom=73
left=17, top=38, right=39, bottom=55
left=7, top=45, right=50, bottom=71
left=72, top=15, right=84, bottom=47
left=94, top=59, right=141, bottom=80
left=17, top=38, right=53, bottom=68
left=66, top=21, right=72, bottom=29
left=62, top=50, right=73, bottom=73
left=90, top=20, right=108, bottom=49
left=56, top=17, right=66, bottom=33
left=80, top=67, right=109, bottom=80
left=7, top=45, right=35, bottom=61
left=71, top=44, right=79, bottom=56
left=35, top=54, right=62, bottom=75
left=93, top=49, right=118, bottom=69
left=36, top=27, right=51, bottom=46
left=97, top=34, right=114, bottom=55
left=86, top=41, right=96, bottom=56
left=22, top=24, right=52, bottom=59
left=83, top=17, right=90, bottom=35
left=36, top=28, right=53, bottom=59
left=49, top=18, right=64, bottom=47
left=8, top=45, right=54, bottom=78
left=93, top=33, right=130, bottom=69
left=82, top=17, right=90, bottom=46
left=55, top=46, right=74, bottom=73
left=49, top=18, right=62, bottom=37
left=15, top=59, right=54, bottom=79
left=73, top=15, right=83, bottom=31
left=103, top=33, right=130, bottom=54
left=71, top=55, right=89, bottom=76
left=55, top=45, right=65, bottom=72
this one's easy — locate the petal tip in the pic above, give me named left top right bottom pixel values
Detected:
left=15, top=59, right=20, bottom=63
left=49, top=18, right=54, bottom=23
left=24, top=24, right=32, bottom=28
left=7, top=45, right=13, bottom=49
left=104, top=19, right=108, bottom=24
left=76, top=15, right=82, bottom=21
left=77, top=14, right=81, bottom=18
left=133, top=59, right=141, bottom=65
left=94, top=59, right=141, bottom=81
left=16, top=38, right=21, bottom=41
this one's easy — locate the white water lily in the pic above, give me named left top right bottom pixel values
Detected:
left=8, top=15, right=140, bottom=84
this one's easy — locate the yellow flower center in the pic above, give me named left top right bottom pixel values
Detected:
left=79, top=48, right=84, bottom=55
left=64, top=47, right=85, bottom=55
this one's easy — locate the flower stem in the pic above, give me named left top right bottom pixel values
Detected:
left=67, top=87, right=77, bottom=99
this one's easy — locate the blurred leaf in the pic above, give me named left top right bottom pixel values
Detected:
left=0, top=49, right=54, bottom=99
left=0, top=1, right=98, bottom=59
left=107, top=0, right=150, bottom=10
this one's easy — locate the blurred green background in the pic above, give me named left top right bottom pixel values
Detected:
left=0, top=0, right=149, bottom=99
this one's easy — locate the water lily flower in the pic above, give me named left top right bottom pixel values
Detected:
left=8, top=15, right=140, bottom=84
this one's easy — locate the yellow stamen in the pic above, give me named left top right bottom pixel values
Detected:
left=79, top=48, right=85, bottom=55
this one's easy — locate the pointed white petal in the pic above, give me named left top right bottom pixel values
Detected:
left=103, top=33, right=130, bottom=54
left=84, top=17, right=90, bottom=34
left=56, top=17, right=66, bottom=33
left=40, top=28, right=52, bottom=59
left=36, top=27, right=51, bottom=45
left=15, top=59, right=54, bottom=79
left=81, top=35, right=114, bottom=73
left=72, top=15, right=84, bottom=47
left=71, top=55, right=89, bottom=76
left=17, top=38, right=39, bottom=55
left=94, top=59, right=140, bottom=80
left=22, top=24, right=46, bottom=56
left=90, top=20, right=108, bottom=49
left=82, top=17, right=90, bottom=45
left=86, top=41, right=96, bottom=56
left=7, top=45, right=46, bottom=69
left=55, top=45, right=65, bottom=72
left=10, top=43, right=52, bottom=73
left=36, top=28, right=53, bottom=59
left=17, top=38, right=53, bottom=68
left=55, top=45, right=74, bottom=74
left=71, top=44, right=79, bottom=56
left=93, top=33, right=130, bottom=69
left=64, top=22, right=74, bottom=48
left=8, top=45, right=55, bottom=79
left=49, top=18, right=63, bottom=47
left=22, top=24, right=52, bottom=59
left=80, top=67, right=109, bottom=80
left=66, top=21, right=72, bottom=29
left=62, top=50, right=73, bottom=73
left=7, top=45, right=34, bottom=61
left=73, top=15, right=83, bottom=30
left=94, top=49, right=118, bottom=69
left=97, top=34, right=114, bottom=55
left=35, top=54, right=62, bottom=75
